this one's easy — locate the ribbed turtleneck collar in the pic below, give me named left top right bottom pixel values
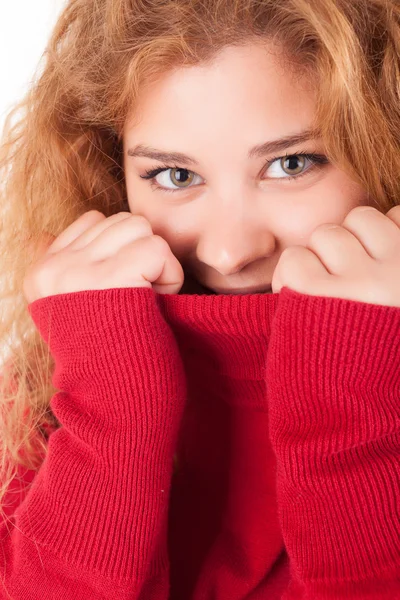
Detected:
left=156, top=291, right=281, bottom=380
left=158, top=291, right=280, bottom=334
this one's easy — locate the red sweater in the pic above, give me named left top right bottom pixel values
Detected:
left=0, top=286, right=399, bottom=599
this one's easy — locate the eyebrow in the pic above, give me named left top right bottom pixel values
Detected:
left=127, top=129, right=319, bottom=166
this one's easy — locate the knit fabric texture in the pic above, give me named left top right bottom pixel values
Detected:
left=0, top=286, right=399, bottom=599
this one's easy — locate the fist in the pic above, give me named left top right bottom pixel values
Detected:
left=23, top=210, right=185, bottom=303
left=271, top=205, right=400, bottom=308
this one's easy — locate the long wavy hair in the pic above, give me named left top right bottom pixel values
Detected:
left=0, top=0, right=399, bottom=513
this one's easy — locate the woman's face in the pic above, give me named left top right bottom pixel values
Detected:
left=123, top=43, right=370, bottom=295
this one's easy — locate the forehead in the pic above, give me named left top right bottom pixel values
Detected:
left=124, top=44, right=317, bottom=146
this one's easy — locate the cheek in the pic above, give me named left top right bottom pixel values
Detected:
left=125, top=169, right=201, bottom=264
left=127, top=195, right=197, bottom=261
left=125, top=174, right=168, bottom=231
left=277, top=173, right=369, bottom=246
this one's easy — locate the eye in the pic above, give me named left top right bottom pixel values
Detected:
left=139, top=152, right=329, bottom=194
left=265, top=154, right=320, bottom=179
left=145, top=167, right=203, bottom=190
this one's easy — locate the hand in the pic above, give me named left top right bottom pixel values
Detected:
left=271, top=205, right=400, bottom=308
left=23, top=210, right=185, bottom=303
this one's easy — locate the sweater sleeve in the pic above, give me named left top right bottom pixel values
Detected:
left=266, top=287, right=400, bottom=600
left=0, top=287, right=187, bottom=600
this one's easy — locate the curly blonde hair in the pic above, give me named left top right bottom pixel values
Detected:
left=0, top=0, right=399, bottom=514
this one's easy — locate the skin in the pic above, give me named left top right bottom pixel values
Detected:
left=122, top=43, right=371, bottom=296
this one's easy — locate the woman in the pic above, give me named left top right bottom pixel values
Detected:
left=0, top=0, right=399, bottom=597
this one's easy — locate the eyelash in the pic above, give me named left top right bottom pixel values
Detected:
left=139, top=152, right=329, bottom=194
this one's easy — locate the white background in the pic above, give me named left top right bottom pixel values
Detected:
left=0, top=2, right=67, bottom=366
left=0, top=1, right=67, bottom=134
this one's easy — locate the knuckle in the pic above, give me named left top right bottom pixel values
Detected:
left=85, top=210, right=106, bottom=226
left=309, top=228, right=321, bottom=243
left=353, top=205, right=377, bottom=214
left=76, top=210, right=106, bottom=226
left=279, top=246, right=297, bottom=265
left=281, top=246, right=293, bottom=258
left=386, top=205, right=400, bottom=219
left=341, top=207, right=377, bottom=231
left=83, top=209, right=104, bottom=220
left=280, top=245, right=305, bottom=265
left=151, top=234, right=170, bottom=253
left=310, top=223, right=336, bottom=241
left=345, top=205, right=376, bottom=222
left=106, top=211, right=129, bottom=221
left=132, top=214, right=152, bottom=231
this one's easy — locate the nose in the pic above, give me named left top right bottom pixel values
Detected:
left=196, top=208, right=276, bottom=276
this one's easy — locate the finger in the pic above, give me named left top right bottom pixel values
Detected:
left=68, top=211, right=134, bottom=250
left=341, top=206, right=400, bottom=260
left=306, top=223, right=368, bottom=275
left=110, top=235, right=184, bottom=294
left=385, top=205, right=400, bottom=228
left=273, top=245, right=330, bottom=294
left=47, top=210, right=105, bottom=254
left=80, top=215, right=155, bottom=262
